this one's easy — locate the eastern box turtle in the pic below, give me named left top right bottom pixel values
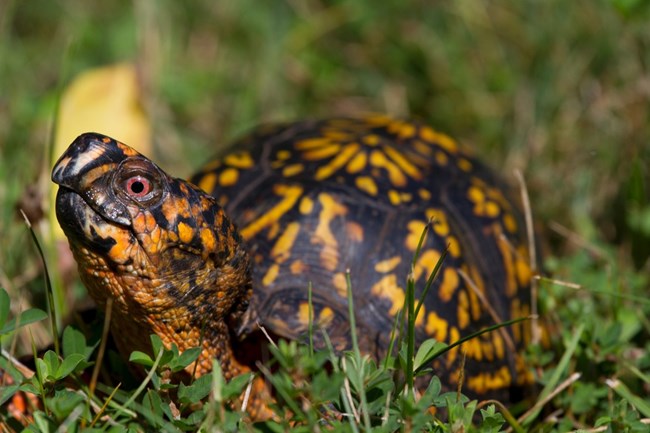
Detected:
left=52, top=115, right=535, bottom=416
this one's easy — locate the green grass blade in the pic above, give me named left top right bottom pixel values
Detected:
left=414, top=246, right=448, bottom=321
left=20, top=210, right=60, bottom=356
left=606, top=378, right=650, bottom=418
left=308, top=282, right=314, bottom=357
left=383, top=301, right=403, bottom=371
left=521, top=322, right=585, bottom=426
left=405, top=272, right=416, bottom=396
left=345, top=270, right=372, bottom=431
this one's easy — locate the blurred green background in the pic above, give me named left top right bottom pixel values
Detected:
left=0, top=0, right=649, bottom=325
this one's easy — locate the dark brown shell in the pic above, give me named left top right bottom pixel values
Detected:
left=190, top=116, right=535, bottom=398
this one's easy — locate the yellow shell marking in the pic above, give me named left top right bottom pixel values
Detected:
left=388, top=190, right=404, bottom=205
left=485, top=201, right=501, bottom=218
left=219, top=168, right=239, bottom=187
left=314, top=143, right=360, bottom=180
left=515, top=354, right=535, bottom=385
left=446, top=326, right=461, bottom=365
left=312, top=193, right=348, bottom=271
left=510, top=298, right=522, bottom=342
left=468, top=185, right=485, bottom=204
left=481, top=339, right=494, bottom=362
left=323, top=129, right=352, bottom=141
left=426, top=209, right=450, bottom=237
left=503, top=213, right=518, bottom=233
left=290, top=259, right=307, bottom=275
left=318, top=306, right=334, bottom=325
left=466, top=366, right=512, bottom=394
left=417, top=125, right=438, bottom=142
left=405, top=220, right=427, bottom=252
left=457, top=290, right=470, bottom=329
left=369, top=150, right=407, bottom=187
left=412, top=249, right=441, bottom=282
left=303, top=144, right=341, bottom=160
left=383, top=146, right=421, bottom=180
left=362, top=134, right=380, bottom=146
left=270, top=222, right=301, bottom=263
left=419, top=126, right=458, bottom=153
left=299, top=196, right=314, bottom=215
left=464, top=336, right=483, bottom=361
left=425, top=311, right=448, bottom=342
left=332, top=272, right=348, bottom=298
left=240, top=185, right=303, bottom=240
left=266, top=222, right=280, bottom=240
left=496, top=232, right=518, bottom=297
left=346, top=150, right=367, bottom=174
left=297, top=303, right=335, bottom=326
left=270, top=160, right=284, bottom=170
left=516, top=248, right=532, bottom=287
left=298, top=302, right=310, bottom=325
left=413, top=141, right=433, bottom=157
left=262, top=263, right=280, bottom=286
left=435, top=151, right=449, bottom=166
left=355, top=176, right=378, bottom=196
left=510, top=298, right=531, bottom=344
left=468, top=185, right=502, bottom=218
left=467, top=280, right=482, bottom=321
left=197, top=172, right=217, bottom=194
left=396, top=122, right=416, bottom=139
left=345, top=221, right=364, bottom=243
left=374, top=256, right=401, bottom=273
left=492, top=331, right=505, bottom=360
left=276, top=150, right=291, bottom=160
left=438, top=267, right=460, bottom=302
left=418, top=188, right=431, bottom=200
left=282, top=163, right=304, bottom=177
left=458, top=158, right=473, bottom=172
left=447, top=235, right=461, bottom=258
left=295, top=137, right=332, bottom=150
left=370, top=274, right=404, bottom=316
left=224, top=152, right=254, bottom=169
left=415, top=307, right=426, bottom=327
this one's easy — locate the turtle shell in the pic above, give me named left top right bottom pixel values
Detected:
left=190, top=115, right=535, bottom=398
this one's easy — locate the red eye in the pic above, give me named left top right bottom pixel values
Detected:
left=125, top=176, right=151, bottom=198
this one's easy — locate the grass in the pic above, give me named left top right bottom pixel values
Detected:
left=1, top=0, right=649, bottom=431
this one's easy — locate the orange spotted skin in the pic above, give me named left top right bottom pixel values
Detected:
left=52, top=134, right=252, bottom=379
left=53, top=116, right=535, bottom=416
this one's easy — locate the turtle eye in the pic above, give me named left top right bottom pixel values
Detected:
left=125, top=175, right=151, bottom=198
left=115, top=159, right=164, bottom=205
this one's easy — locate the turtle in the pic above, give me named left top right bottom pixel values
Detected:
left=52, top=115, right=536, bottom=418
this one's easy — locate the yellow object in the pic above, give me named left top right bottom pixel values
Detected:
left=51, top=63, right=151, bottom=239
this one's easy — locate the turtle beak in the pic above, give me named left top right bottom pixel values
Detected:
left=53, top=133, right=121, bottom=189
left=52, top=133, right=134, bottom=226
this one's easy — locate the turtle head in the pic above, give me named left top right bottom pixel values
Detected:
left=52, top=133, right=252, bottom=374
